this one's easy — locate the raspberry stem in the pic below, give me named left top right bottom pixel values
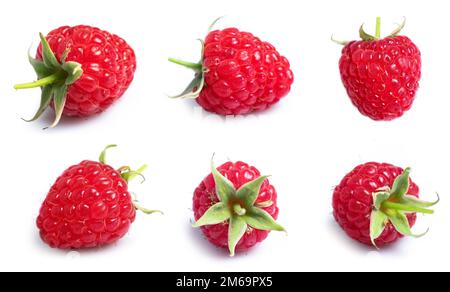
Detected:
left=14, top=71, right=65, bottom=90
left=168, top=58, right=202, bottom=71
left=233, top=204, right=247, bottom=216
left=375, top=17, right=381, bottom=39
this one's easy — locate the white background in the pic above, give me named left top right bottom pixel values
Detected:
left=0, top=0, right=448, bottom=272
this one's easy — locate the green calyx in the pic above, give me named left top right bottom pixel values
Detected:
left=332, top=17, right=407, bottom=45
left=193, top=159, right=286, bottom=257
left=168, top=17, right=224, bottom=99
left=99, top=145, right=162, bottom=216
left=370, top=168, right=439, bottom=248
left=359, top=17, right=406, bottom=41
left=168, top=41, right=206, bottom=99
left=14, top=33, right=84, bottom=129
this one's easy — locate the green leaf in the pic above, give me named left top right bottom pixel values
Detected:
left=46, top=85, right=67, bottom=129
left=39, top=33, right=60, bottom=70
left=62, top=61, right=83, bottom=85
left=169, top=72, right=204, bottom=99
left=28, top=52, right=52, bottom=79
left=390, top=168, right=411, bottom=200
left=236, top=176, right=269, bottom=208
left=401, top=194, right=440, bottom=208
left=373, top=191, right=391, bottom=210
left=211, top=160, right=236, bottom=203
left=390, top=17, right=406, bottom=37
left=22, top=85, right=53, bottom=122
left=228, top=215, right=247, bottom=257
left=99, top=144, right=118, bottom=164
left=193, top=203, right=231, bottom=227
left=244, top=207, right=286, bottom=232
left=370, top=210, right=388, bottom=247
left=359, top=24, right=376, bottom=41
left=385, top=209, right=428, bottom=238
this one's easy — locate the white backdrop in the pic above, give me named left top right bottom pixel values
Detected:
left=0, top=0, right=448, bottom=272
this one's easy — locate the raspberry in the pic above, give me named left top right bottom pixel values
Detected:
left=15, top=25, right=136, bottom=128
left=333, top=162, right=438, bottom=247
left=336, top=18, right=421, bottom=121
left=36, top=145, right=159, bottom=249
left=193, top=160, right=285, bottom=256
left=169, top=20, right=294, bottom=115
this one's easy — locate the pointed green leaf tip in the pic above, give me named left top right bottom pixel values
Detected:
left=14, top=32, right=84, bottom=129
left=193, top=158, right=286, bottom=256
left=369, top=168, right=439, bottom=247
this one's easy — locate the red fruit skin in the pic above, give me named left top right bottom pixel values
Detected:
left=36, top=161, right=136, bottom=249
left=333, top=162, right=419, bottom=247
left=339, top=36, right=421, bottom=121
left=37, top=25, right=137, bottom=117
left=199, top=28, right=294, bottom=115
left=193, top=162, right=279, bottom=253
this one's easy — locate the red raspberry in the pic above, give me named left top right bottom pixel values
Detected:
left=333, top=162, right=438, bottom=248
left=36, top=145, right=158, bottom=249
left=193, top=160, right=285, bottom=256
left=15, top=25, right=136, bottom=128
left=169, top=20, right=294, bottom=115
left=336, top=18, right=421, bottom=121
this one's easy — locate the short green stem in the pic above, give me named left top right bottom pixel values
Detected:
left=375, top=17, right=381, bottom=39
left=233, top=204, right=246, bottom=216
left=14, top=72, right=64, bottom=90
left=382, top=201, right=434, bottom=215
left=168, top=58, right=202, bottom=71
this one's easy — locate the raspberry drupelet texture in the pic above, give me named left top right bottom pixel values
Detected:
left=38, top=25, right=136, bottom=117
left=193, top=161, right=279, bottom=253
left=339, top=36, right=421, bottom=121
left=199, top=28, right=294, bottom=115
left=37, top=160, right=136, bottom=249
left=170, top=21, right=294, bottom=116
left=333, top=163, right=418, bottom=247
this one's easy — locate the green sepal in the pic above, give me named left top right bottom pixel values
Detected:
left=389, top=17, right=406, bottom=37
left=359, top=24, right=377, bottom=41
left=211, top=159, right=236, bottom=203
left=169, top=38, right=206, bottom=100
left=193, top=158, right=286, bottom=256
left=370, top=210, right=388, bottom=247
left=244, top=207, right=286, bottom=232
left=14, top=32, right=84, bottom=128
left=39, top=32, right=60, bottom=69
left=99, top=144, right=118, bottom=164
left=390, top=167, right=411, bottom=200
left=385, top=209, right=428, bottom=238
left=193, top=202, right=231, bottom=227
left=22, top=85, right=53, bottom=122
left=369, top=167, right=438, bottom=247
left=28, top=51, right=52, bottom=79
left=236, top=176, right=270, bottom=208
left=228, top=215, right=247, bottom=257
left=46, top=84, right=67, bottom=129
left=96, top=145, right=161, bottom=216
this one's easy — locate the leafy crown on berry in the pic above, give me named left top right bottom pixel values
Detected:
left=193, top=158, right=285, bottom=256
left=14, top=33, right=85, bottom=129
left=370, top=168, right=439, bottom=248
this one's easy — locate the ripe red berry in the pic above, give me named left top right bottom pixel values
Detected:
left=193, top=160, right=285, bottom=256
left=169, top=19, right=294, bottom=115
left=15, top=26, right=137, bottom=128
left=333, top=162, right=438, bottom=248
left=36, top=145, right=159, bottom=249
left=336, top=18, right=421, bottom=121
